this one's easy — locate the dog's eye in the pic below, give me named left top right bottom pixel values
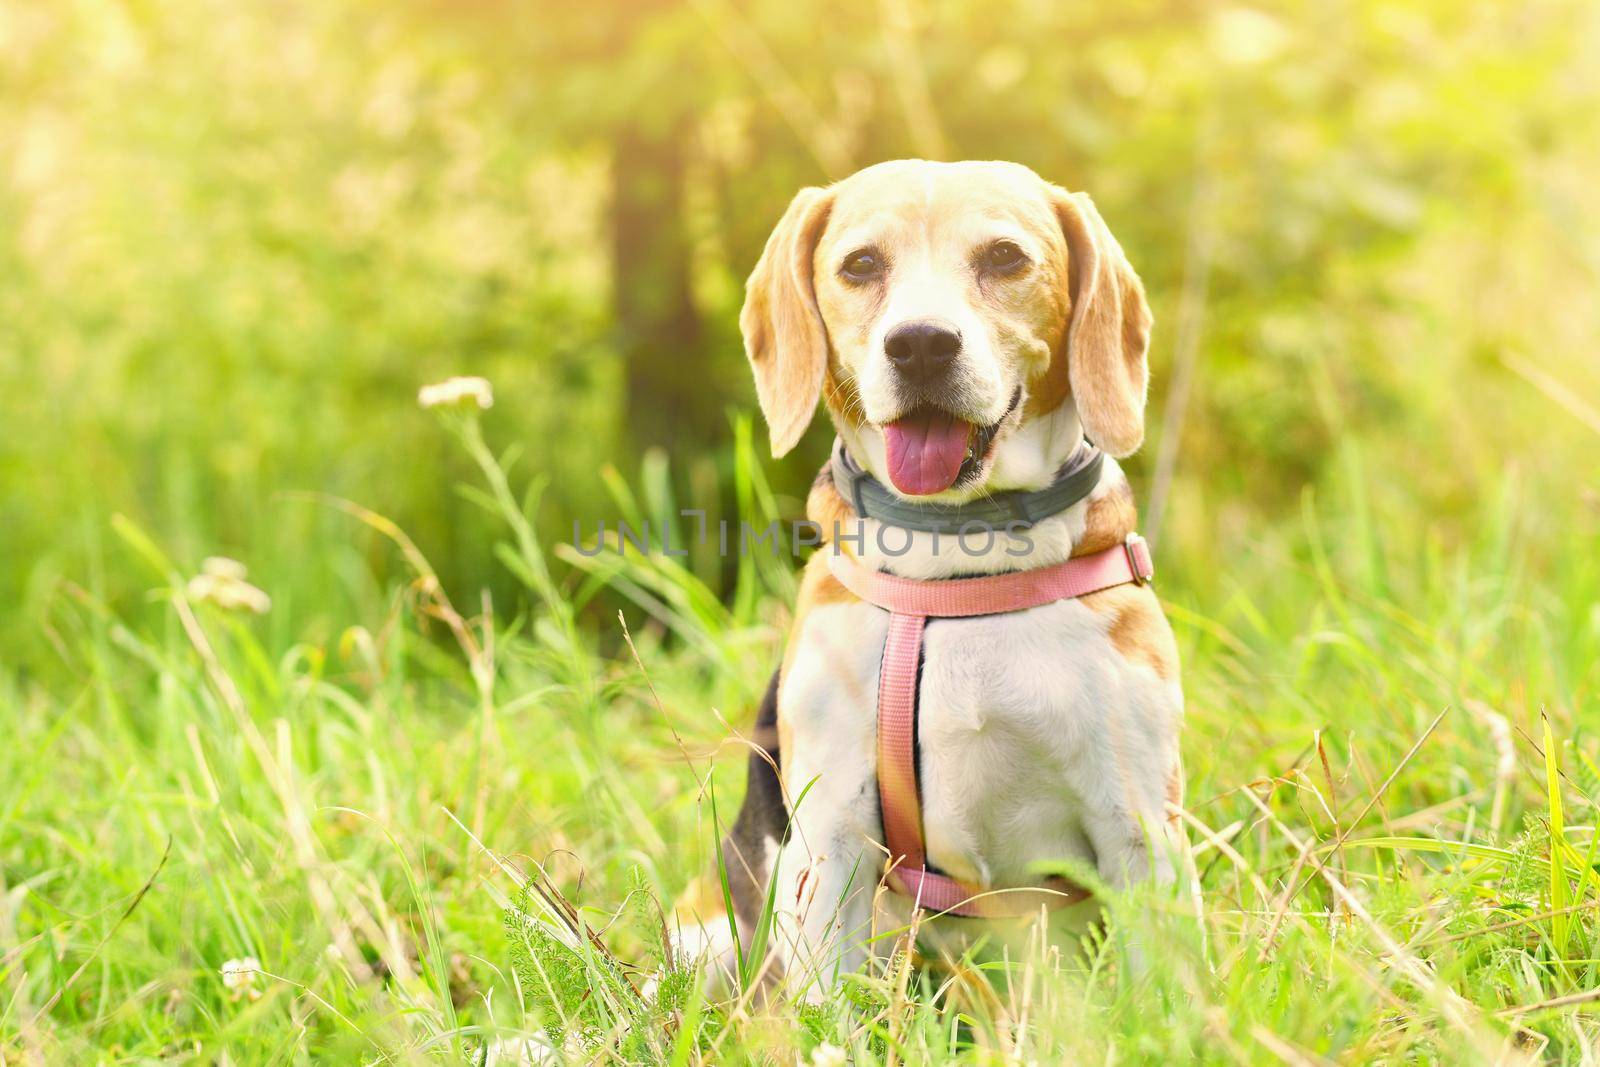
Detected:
left=983, top=240, right=1028, bottom=273
left=840, top=249, right=882, bottom=280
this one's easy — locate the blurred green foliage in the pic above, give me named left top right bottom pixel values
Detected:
left=2, top=0, right=1597, bottom=665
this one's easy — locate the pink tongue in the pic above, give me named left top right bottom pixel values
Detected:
left=884, top=410, right=972, bottom=495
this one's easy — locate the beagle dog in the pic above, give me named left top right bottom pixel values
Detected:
left=676, top=159, right=1183, bottom=995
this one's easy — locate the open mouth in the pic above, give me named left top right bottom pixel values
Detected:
left=882, top=388, right=1021, bottom=496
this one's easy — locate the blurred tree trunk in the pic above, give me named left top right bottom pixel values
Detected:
left=611, top=123, right=715, bottom=454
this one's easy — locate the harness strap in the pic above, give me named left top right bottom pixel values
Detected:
left=828, top=536, right=1155, bottom=918
left=830, top=536, right=1154, bottom=618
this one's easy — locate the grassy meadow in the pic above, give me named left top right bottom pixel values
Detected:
left=5, top=0, right=1600, bottom=1063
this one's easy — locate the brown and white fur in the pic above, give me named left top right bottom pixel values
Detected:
left=674, top=160, right=1184, bottom=996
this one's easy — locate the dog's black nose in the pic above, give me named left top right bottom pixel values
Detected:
left=884, top=320, right=961, bottom=383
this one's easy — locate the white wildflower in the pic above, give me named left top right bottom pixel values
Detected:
left=809, top=1043, right=849, bottom=1067
left=474, top=1035, right=559, bottom=1066
left=219, top=956, right=262, bottom=1001
left=187, top=558, right=271, bottom=615
left=1467, top=700, right=1517, bottom=833
left=1479, top=706, right=1515, bottom=783
left=200, top=556, right=248, bottom=581
left=418, top=375, right=494, bottom=411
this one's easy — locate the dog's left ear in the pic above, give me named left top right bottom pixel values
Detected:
left=741, top=186, right=835, bottom=458
left=1052, top=189, right=1153, bottom=458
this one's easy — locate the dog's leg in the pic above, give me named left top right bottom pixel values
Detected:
left=755, top=687, right=883, bottom=1004
left=747, top=609, right=885, bottom=1001
left=767, top=768, right=881, bottom=1000
left=1083, top=808, right=1176, bottom=891
left=1082, top=772, right=1180, bottom=984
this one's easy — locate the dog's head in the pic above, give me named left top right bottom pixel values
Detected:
left=741, top=159, right=1151, bottom=497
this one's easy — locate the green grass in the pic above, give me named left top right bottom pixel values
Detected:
left=5, top=0, right=1598, bottom=1060
left=3, top=406, right=1599, bottom=1065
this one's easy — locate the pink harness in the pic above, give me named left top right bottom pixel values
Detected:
left=826, top=534, right=1156, bottom=917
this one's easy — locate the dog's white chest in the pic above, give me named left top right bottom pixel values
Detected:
left=781, top=595, right=1182, bottom=890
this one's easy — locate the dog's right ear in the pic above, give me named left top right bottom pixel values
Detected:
left=740, top=186, right=834, bottom=458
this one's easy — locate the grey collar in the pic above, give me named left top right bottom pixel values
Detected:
left=830, top=438, right=1105, bottom=534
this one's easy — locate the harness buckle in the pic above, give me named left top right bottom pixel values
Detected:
left=1124, top=533, right=1155, bottom=585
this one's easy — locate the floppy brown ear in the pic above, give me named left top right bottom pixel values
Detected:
left=1053, top=189, right=1153, bottom=457
left=740, top=186, right=834, bottom=457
